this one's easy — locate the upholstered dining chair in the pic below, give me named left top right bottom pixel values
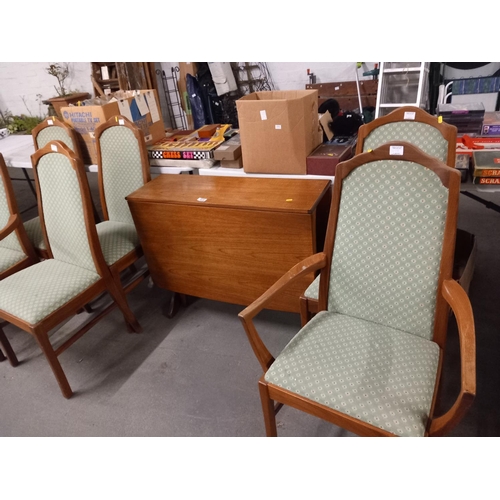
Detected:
left=239, top=142, right=475, bottom=437
left=25, top=117, right=84, bottom=259
left=301, top=106, right=459, bottom=325
left=0, top=153, right=39, bottom=366
left=93, top=115, right=151, bottom=299
left=0, top=141, right=142, bottom=398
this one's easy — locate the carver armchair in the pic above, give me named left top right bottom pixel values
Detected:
left=0, top=141, right=142, bottom=398
left=239, top=142, right=475, bottom=437
left=0, top=153, right=39, bottom=366
left=302, top=106, right=458, bottom=324
left=25, top=117, right=84, bottom=259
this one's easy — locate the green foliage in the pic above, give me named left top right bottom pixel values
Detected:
left=0, top=109, right=43, bottom=134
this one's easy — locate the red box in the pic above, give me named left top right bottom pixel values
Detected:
left=306, top=142, right=354, bottom=176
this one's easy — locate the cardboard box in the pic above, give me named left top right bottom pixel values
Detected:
left=481, top=112, right=500, bottom=136
left=220, top=157, right=243, bottom=169
left=306, top=141, right=354, bottom=176
left=61, top=89, right=165, bottom=164
left=213, top=134, right=241, bottom=161
left=236, top=90, right=321, bottom=174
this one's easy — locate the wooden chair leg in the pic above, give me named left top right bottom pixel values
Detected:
left=106, top=276, right=142, bottom=333
left=259, top=379, right=278, bottom=437
left=0, top=328, right=19, bottom=367
left=299, top=296, right=312, bottom=327
left=34, top=331, right=73, bottom=399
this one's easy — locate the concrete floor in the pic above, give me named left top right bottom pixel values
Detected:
left=0, top=167, right=499, bottom=437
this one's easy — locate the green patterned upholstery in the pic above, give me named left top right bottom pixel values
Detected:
left=305, top=122, right=450, bottom=303
left=0, top=174, right=23, bottom=253
left=96, top=220, right=140, bottom=266
left=37, top=152, right=97, bottom=273
left=0, top=259, right=99, bottom=325
left=24, top=216, right=46, bottom=251
left=99, top=126, right=144, bottom=224
left=363, top=122, right=448, bottom=161
left=36, top=126, right=76, bottom=151
left=328, top=161, right=447, bottom=340
left=0, top=247, right=26, bottom=273
left=265, top=311, right=440, bottom=437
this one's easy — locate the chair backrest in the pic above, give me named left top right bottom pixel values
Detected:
left=0, top=154, right=37, bottom=259
left=95, top=115, right=151, bottom=224
left=356, top=106, right=457, bottom=167
left=30, top=141, right=101, bottom=274
left=32, top=117, right=82, bottom=158
left=319, top=142, right=460, bottom=347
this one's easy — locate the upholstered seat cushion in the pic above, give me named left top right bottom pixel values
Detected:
left=96, top=220, right=140, bottom=266
left=24, top=216, right=46, bottom=251
left=0, top=247, right=27, bottom=273
left=0, top=259, right=100, bottom=325
left=265, top=311, right=440, bottom=437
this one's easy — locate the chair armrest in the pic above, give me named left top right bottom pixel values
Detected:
left=0, top=214, right=20, bottom=241
left=238, top=252, right=327, bottom=371
left=429, top=279, right=476, bottom=436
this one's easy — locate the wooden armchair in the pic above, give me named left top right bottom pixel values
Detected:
left=0, top=141, right=142, bottom=398
left=0, top=153, right=39, bottom=366
left=301, top=106, right=458, bottom=325
left=25, top=117, right=84, bottom=259
left=239, top=142, right=475, bottom=437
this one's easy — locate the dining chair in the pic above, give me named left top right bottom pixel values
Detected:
left=301, top=106, right=459, bottom=325
left=0, top=140, right=142, bottom=398
left=239, top=142, right=475, bottom=437
left=0, top=153, right=39, bottom=366
left=94, top=115, right=151, bottom=299
left=25, top=117, right=84, bottom=259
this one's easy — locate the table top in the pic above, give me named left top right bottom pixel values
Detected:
left=126, top=173, right=332, bottom=214
left=198, top=165, right=336, bottom=181
left=0, top=134, right=193, bottom=175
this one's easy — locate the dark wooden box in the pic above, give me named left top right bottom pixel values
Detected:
left=306, top=142, right=355, bottom=176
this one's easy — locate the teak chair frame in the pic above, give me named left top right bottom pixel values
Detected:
left=0, top=154, right=39, bottom=366
left=239, top=142, right=475, bottom=437
left=0, top=141, right=142, bottom=398
left=94, top=115, right=151, bottom=294
left=301, top=106, right=458, bottom=324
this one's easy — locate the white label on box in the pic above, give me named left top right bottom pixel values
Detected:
left=101, top=66, right=110, bottom=80
left=118, top=119, right=125, bottom=126
left=404, top=111, right=416, bottom=120
left=217, top=145, right=229, bottom=150
left=135, top=92, right=150, bottom=116
left=145, top=90, right=161, bottom=123
left=275, top=124, right=282, bottom=129
left=390, top=145, right=404, bottom=155
left=335, top=86, right=340, bottom=90
left=51, top=144, right=58, bottom=152
left=260, top=110, right=267, bottom=120
left=117, top=99, right=133, bottom=121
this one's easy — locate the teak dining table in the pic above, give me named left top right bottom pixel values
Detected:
left=126, top=174, right=332, bottom=313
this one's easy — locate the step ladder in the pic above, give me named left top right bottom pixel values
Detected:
left=375, top=62, right=430, bottom=118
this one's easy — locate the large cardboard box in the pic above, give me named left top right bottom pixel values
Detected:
left=236, top=90, right=322, bottom=174
left=61, top=89, right=165, bottom=165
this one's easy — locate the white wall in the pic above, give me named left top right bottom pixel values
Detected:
left=0, top=62, right=93, bottom=118
left=0, top=62, right=377, bottom=118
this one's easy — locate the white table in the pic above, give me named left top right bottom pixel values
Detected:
left=0, top=134, right=196, bottom=175
left=198, top=165, right=336, bottom=182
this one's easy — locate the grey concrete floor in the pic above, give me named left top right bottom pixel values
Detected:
left=0, top=167, right=499, bottom=438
